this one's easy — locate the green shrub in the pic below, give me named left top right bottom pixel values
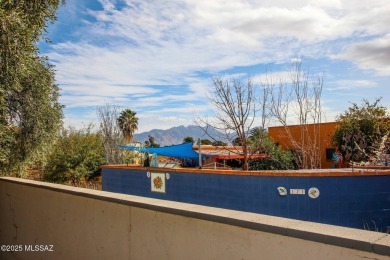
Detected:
left=248, top=136, right=294, bottom=170
left=43, top=126, right=105, bottom=185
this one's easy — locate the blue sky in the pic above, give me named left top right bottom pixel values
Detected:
left=39, top=0, right=390, bottom=133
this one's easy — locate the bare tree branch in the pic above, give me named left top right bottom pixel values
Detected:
left=268, top=61, right=324, bottom=169
left=195, top=76, right=258, bottom=169
left=96, top=104, right=126, bottom=164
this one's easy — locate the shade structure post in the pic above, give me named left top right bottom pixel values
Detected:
left=198, top=138, right=202, bottom=168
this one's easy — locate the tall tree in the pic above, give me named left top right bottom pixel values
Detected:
left=97, top=104, right=126, bottom=164
left=0, top=0, right=64, bottom=175
left=269, top=61, right=323, bottom=169
left=117, top=109, right=138, bottom=144
left=196, top=76, right=256, bottom=170
left=332, top=98, right=390, bottom=165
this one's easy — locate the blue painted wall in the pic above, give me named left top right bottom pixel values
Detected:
left=102, top=168, right=390, bottom=232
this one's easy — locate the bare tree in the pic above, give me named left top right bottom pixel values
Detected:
left=248, top=73, right=272, bottom=155
left=96, top=104, right=126, bottom=164
left=269, top=62, right=324, bottom=169
left=195, top=76, right=256, bottom=170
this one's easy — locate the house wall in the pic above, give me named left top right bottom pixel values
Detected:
left=268, top=122, right=339, bottom=168
left=1, top=177, right=389, bottom=260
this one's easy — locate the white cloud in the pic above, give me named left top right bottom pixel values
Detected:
left=63, top=109, right=100, bottom=129
left=326, top=80, right=377, bottom=91
left=137, top=114, right=194, bottom=133
left=61, top=85, right=160, bottom=97
left=336, top=34, right=390, bottom=75
left=44, top=0, right=390, bottom=131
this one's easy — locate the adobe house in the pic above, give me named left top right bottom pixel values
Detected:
left=268, top=122, right=339, bottom=169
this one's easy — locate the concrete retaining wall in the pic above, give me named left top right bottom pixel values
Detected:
left=1, top=177, right=389, bottom=260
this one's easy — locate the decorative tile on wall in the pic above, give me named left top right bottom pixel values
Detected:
left=151, top=172, right=166, bottom=193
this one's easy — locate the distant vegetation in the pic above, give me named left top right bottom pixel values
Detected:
left=183, top=136, right=227, bottom=146
left=144, top=135, right=160, bottom=147
left=183, top=136, right=195, bottom=143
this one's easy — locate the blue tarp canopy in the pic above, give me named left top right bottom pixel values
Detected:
left=119, top=142, right=214, bottom=159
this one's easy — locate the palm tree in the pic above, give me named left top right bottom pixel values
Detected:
left=247, top=127, right=267, bottom=154
left=117, top=109, right=139, bottom=143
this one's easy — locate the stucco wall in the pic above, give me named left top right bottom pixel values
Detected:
left=268, top=122, right=338, bottom=168
left=1, top=177, right=389, bottom=260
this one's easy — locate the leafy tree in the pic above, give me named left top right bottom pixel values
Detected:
left=248, top=135, right=294, bottom=170
left=232, top=137, right=243, bottom=146
left=183, top=136, right=194, bottom=143
left=117, top=109, right=138, bottom=143
left=194, top=139, right=213, bottom=145
left=247, top=126, right=293, bottom=170
left=0, top=0, right=64, bottom=175
left=200, top=139, right=213, bottom=145
left=332, top=98, right=390, bottom=165
left=43, top=126, right=105, bottom=185
left=144, top=135, right=160, bottom=147
left=247, top=127, right=267, bottom=154
left=212, top=140, right=227, bottom=146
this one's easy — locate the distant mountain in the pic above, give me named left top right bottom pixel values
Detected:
left=133, top=125, right=228, bottom=146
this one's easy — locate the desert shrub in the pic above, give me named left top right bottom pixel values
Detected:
left=43, top=126, right=105, bottom=185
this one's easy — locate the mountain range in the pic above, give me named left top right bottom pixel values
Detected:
left=133, top=125, right=227, bottom=146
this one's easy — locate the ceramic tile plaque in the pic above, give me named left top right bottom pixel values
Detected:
left=308, top=187, right=320, bottom=199
left=151, top=172, right=166, bottom=193
left=290, top=189, right=305, bottom=195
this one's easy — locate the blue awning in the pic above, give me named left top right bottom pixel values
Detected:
left=119, top=142, right=214, bottom=159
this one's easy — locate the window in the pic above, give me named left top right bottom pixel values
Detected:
left=326, top=148, right=336, bottom=160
